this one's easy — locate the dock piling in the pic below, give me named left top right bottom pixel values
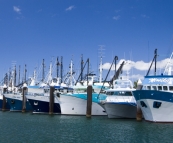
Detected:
left=86, top=85, right=92, bottom=117
left=2, top=87, right=7, bottom=111
left=49, top=86, right=54, bottom=115
left=136, top=79, right=143, bottom=121
left=22, top=87, right=27, bottom=113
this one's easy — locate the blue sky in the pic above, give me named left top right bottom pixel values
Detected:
left=0, top=0, right=173, bottom=83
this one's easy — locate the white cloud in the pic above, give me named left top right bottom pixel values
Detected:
left=101, top=58, right=172, bottom=80
left=103, top=58, right=171, bottom=71
left=113, top=15, right=120, bottom=20
left=65, top=5, right=75, bottom=11
left=141, top=14, right=149, bottom=18
left=13, top=6, right=21, bottom=14
left=129, top=74, right=144, bottom=81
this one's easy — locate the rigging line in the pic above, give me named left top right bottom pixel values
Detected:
left=97, top=56, right=117, bottom=99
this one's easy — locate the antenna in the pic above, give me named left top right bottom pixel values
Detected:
left=98, top=45, right=105, bottom=83
left=42, top=59, right=45, bottom=81
left=81, top=54, right=84, bottom=81
left=56, top=57, right=60, bottom=78
left=61, top=56, right=63, bottom=83
left=18, top=65, right=20, bottom=85
left=24, top=64, right=27, bottom=83
left=163, top=52, right=173, bottom=75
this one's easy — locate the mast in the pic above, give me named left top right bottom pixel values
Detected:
left=56, top=57, right=60, bottom=78
left=47, top=62, right=53, bottom=84
left=146, top=49, right=157, bottom=76
left=24, top=64, right=27, bottom=83
left=87, top=58, right=89, bottom=86
left=33, top=69, right=36, bottom=80
left=98, top=45, right=105, bottom=83
left=14, top=65, right=17, bottom=87
left=8, top=68, right=11, bottom=87
left=61, top=56, right=63, bottom=83
left=99, top=56, right=102, bottom=83
left=18, top=65, right=20, bottom=85
left=154, top=49, right=157, bottom=76
left=4, top=73, right=8, bottom=85
left=163, top=52, right=173, bottom=75
left=81, top=54, right=83, bottom=81
left=70, top=58, right=73, bottom=87
left=115, top=56, right=118, bottom=77
left=42, top=59, right=45, bottom=82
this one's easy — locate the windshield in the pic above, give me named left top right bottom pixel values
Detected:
left=114, top=81, right=131, bottom=88
left=106, top=91, right=132, bottom=96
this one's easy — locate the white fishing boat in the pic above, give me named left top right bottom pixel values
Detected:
left=133, top=50, right=173, bottom=122
left=100, top=77, right=136, bottom=118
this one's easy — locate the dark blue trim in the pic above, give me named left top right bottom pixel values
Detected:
left=0, top=99, right=10, bottom=110
left=145, top=75, right=173, bottom=78
left=133, top=90, right=173, bottom=103
left=28, top=99, right=61, bottom=113
left=5, top=97, right=33, bottom=111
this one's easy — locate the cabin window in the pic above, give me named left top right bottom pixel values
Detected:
left=158, top=86, right=162, bottom=91
left=124, top=91, right=132, bottom=96
left=142, top=86, right=146, bottom=90
left=163, top=86, right=168, bottom=91
left=153, top=101, right=162, bottom=108
left=147, top=86, right=151, bottom=90
left=52, top=78, right=57, bottom=83
left=140, top=101, right=147, bottom=108
left=106, top=92, right=114, bottom=95
left=152, top=86, right=157, bottom=90
left=169, top=86, right=173, bottom=91
left=117, top=91, right=132, bottom=96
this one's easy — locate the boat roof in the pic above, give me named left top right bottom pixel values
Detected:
left=143, top=75, right=173, bottom=85
left=105, top=88, right=136, bottom=92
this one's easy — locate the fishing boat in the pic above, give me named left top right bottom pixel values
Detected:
left=59, top=56, right=122, bottom=116
left=0, top=84, right=10, bottom=110
left=4, top=83, right=33, bottom=112
left=3, top=65, right=33, bottom=112
left=133, top=49, right=173, bottom=122
left=59, top=75, right=108, bottom=115
left=100, top=77, right=136, bottom=118
left=26, top=58, right=72, bottom=114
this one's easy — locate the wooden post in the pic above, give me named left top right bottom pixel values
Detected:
left=136, top=105, right=142, bottom=121
left=86, top=85, right=92, bottom=117
left=2, top=87, right=7, bottom=111
left=136, top=79, right=143, bottom=121
left=22, top=87, right=27, bottom=113
left=49, top=86, right=54, bottom=114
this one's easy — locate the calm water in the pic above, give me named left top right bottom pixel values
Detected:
left=0, top=112, right=173, bottom=143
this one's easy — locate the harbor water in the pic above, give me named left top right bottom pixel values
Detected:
left=0, top=112, right=173, bottom=143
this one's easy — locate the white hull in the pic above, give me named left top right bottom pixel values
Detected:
left=103, top=103, right=136, bottom=118
left=59, top=95, right=107, bottom=115
left=4, top=93, right=22, bottom=101
left=26, top=95, right=52, bottom=102
left=0, top=94, right=3, bottom=100
left=137, top=99, right=173, bottom=122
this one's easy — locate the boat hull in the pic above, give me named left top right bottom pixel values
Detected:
left=59, top=94, right=107, bottom=115
left=103, top=102, right=137, bottom=118
left=133, top=90, right=173, bottom=122
left=26, top=95, right=61, bottom=114
left=0, top=94, right=10, bottom=110
left=4, top=94, right=33, bottom=112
